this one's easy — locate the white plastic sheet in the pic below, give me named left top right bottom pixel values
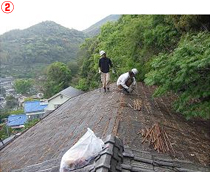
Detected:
left=60, top=128, right=104, bottom=172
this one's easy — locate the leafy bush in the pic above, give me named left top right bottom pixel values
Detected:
left=24, top=118, right=40, bottom=129
left=0, top=124, right=12, bottom=140
left=76, top=78, right=89, bottom=91
left=145, top=32, right=210, bottom=119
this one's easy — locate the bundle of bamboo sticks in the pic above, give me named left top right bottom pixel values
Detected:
left=133, top=99, right=142, bottom=111
left=140, top=123, right=175, bottom=155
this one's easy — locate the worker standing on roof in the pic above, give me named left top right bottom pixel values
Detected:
left=117, top=68, right=138, bottom=94
left=98, top=50, right=113, bottom=92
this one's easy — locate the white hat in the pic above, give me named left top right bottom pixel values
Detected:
left=99, top=50, right=106, bottom=56
left=131, top=68, right=138, bottom=75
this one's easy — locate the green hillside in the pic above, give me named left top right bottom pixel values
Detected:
left=83, top=15, right=121, bottom=37
left=0, top=21, right=86, bottom=78
left=75, top=15, right=210, bottom=119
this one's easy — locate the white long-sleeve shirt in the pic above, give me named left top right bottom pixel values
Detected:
left=117, top=72, right=136, bottom=89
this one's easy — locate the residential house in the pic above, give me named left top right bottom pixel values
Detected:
left=45, top=86, right=84, bottom=111
left=7, top=114, right=27, bottom=129
left=24, top=100, right=48, bottom=120
left=0, top=77, right=14, bottom=88
left=0, top=77, right=15, bottom=97
left=5, top=88, right=15, bottom=97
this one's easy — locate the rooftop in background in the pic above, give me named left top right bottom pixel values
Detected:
left=7, top=114, right=27, bottom=127
left=48, top=86, right=84, bottom=101
left=0, top=77, right=14, bottom=82
left=24, top=100, right=48, bottom=113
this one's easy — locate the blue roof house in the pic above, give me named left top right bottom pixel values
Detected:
left=24, top=101, right=48, bottom=120
left=7, top=114, right=27, bottom=129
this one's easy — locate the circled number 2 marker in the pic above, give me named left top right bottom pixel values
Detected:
left=1, top=1, right=14, bottom=14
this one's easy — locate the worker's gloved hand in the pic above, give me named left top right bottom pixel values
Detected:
left=128, top=87, right=133, bottom=93
left=99, top=69, right=101, bottom=74
left=123, top=87, right=130, bottom=94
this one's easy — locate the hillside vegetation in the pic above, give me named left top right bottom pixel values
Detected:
left=75, top=15, right=210, bottom=119
left=0, top=21, right=86, bottom=78
left=83, top=15, right=121, bottom=37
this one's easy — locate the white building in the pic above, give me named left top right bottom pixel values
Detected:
left=45, top=86, right=84, bottom=111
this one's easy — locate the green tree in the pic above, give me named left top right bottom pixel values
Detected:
left=145, top=32, right=210, bottom=119
left=14, top=79, right=32, bottom=94
left=170, top=15, right=210, bottom=32
left=0, top=124, right=13, bottom=140
left=43, top=62, right=71, bottom=98
left=0, top=110, right=9, bottom=123
left=67, top=61, right=79, bottom=76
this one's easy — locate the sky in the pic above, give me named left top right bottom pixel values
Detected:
left=0, top=0, right=209, bottom=35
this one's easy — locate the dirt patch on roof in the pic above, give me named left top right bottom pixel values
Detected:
left=116, top=82, right=210, bottom=166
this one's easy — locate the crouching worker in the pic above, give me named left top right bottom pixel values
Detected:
left=117, top=68, right=138, bottom=94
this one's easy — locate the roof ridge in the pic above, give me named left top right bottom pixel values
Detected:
left=12, top=135, right=210, bottom=172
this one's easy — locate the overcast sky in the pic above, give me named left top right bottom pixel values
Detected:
left=0, top=0, right=209, bottom=35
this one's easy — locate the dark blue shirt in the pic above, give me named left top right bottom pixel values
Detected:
left=99, top=57, right=113, bottom=73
